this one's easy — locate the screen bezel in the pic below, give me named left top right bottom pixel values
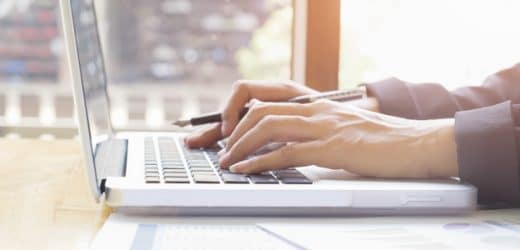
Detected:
left=60, top=0, right=113, bottom=201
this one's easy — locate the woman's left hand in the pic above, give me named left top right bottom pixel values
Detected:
left=218, top=99, right=459, bottom=178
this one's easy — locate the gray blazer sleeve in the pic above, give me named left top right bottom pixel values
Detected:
left=366, top=64, right=520, bottom=206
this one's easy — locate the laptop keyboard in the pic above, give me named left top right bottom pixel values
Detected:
left=143, top=136, right=312, bottom=185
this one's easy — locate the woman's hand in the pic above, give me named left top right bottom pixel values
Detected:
left=185, top=80, right=318, bottom=148
left=219, top=100, right=459, bottom=179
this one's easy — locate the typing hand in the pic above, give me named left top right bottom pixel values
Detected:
left=218, top=99, right=459, bottom=179
left=184, top=80, right=317, bottom=148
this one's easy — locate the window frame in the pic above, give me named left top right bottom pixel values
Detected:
left=292, top=0, right=340, bottom=91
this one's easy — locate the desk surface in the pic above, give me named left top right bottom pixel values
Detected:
left=0, top=139, right=110, bottom=250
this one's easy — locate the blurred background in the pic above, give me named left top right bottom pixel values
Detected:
left=0, top=0, right=519, bottom=139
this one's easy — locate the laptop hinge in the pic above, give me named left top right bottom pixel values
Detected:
left=94, top=138, right=128, bottom=193
left=100, top=178, right=107, bottom=194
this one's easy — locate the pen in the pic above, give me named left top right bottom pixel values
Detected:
left=172, top=89, right=365, bottom=127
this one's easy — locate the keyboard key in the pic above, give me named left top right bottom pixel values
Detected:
left=164, top=177, right=190, bottom=184
left=274, top=168, right=299, bottom=174
left=191, top=169, right=215, bottom=173
left=192, top=174, right=220, bottom=183
left=161, top=157, right=181, bottom=161
left=277, top=173, right=305, bottom=178
left=161, top=160, right=184, bottom=164
left=185, top=153, right=204, bottom=156
left=187, top=160, right=210, bottom=165
left=274, top=169, right=305, bottom=178
left=160, top=149, right=179, bottom=153
left=145, top=176, right=160, bottom=183
left=161, top=153, right=179, bottom=156
left=162, top=165, right=186, bottom=170
left=145, top=173, right=160, bottom=178
left=221, top=173, right=249, bottom=184
left=185, top=157, right=207, bottom=161
left=162, top=161, right=184, bottom=164
left=192, top=172, right=217, bottom=177
left=249, top=175, right=279, bottom=184
left=280, top=177, right=312, bottom=184
left=189, top=164, right=212, bottom=169
left=162, top=169, right=186, bottom=173
left=189, top=166, right=212, bottom=171
left=163, top=173, right=188, bottom=178
left=162, top=168, right=186, bottom=172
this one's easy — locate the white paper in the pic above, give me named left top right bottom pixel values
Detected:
left=149, top=224, right=295, bottom=250
left=259, top=209, right=520, bottom=250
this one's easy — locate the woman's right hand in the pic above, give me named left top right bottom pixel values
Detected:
left=184, top=80, right=318, bottom=148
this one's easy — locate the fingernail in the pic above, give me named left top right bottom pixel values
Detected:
left=183, top=137, right=191, bottom=146
left=217, top=149, right=225, bottom=157
left=229, top=164, right=240, bottom=173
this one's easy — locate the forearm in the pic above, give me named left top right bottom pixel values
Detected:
left=340, top=95, right=459, bottom=178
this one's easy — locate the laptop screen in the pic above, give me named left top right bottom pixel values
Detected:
left=70, top=0, right=111, bottom=150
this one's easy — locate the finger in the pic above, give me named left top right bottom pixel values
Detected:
left=221, top=80, right=314, bottom=137
left=220, top=115, right=324, bottom=168
left=225, top=102, right=313, bottom=151
left=184, top=123, right=222, bottom=148
left=229, top=141, right=322, bottom=174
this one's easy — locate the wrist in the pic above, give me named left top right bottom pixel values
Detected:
left=424, top=119, right=459, bottom=177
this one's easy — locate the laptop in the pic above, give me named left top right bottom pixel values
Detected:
left=59, top=0, right=477, bottom=215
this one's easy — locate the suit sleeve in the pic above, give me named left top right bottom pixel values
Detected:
left=365, top=64, right=520, bottom=206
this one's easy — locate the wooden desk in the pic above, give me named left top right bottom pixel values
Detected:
left=0, top=139, right=111, bottom=250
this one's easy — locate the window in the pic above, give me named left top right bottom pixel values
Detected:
left=9, top=0, right=516, bottom=138
left=339, top=0, right=520, bottom=90
left=0, top=0, right=293, bottom=137
left=103, top=0, right=292, bottom=83
left=0, top=0, right=60, bottom=83
left=98, top=0, right=294, bottom=128
left=0, top=0, right=69, bottom=139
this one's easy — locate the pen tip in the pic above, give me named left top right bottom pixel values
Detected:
left=172, top=119, right=190, bottom=127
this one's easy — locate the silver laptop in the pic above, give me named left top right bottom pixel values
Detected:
left=60, top=0, right=477, bottom=215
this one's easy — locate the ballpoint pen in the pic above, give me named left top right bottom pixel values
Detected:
left=172, top=89, right=365, bottom=127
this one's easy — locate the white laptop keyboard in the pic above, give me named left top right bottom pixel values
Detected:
left=143, top=136, right=312, bottom=185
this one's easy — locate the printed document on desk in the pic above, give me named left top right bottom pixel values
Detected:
left=91, top=209, right=520, bottom=250
left=259, top=209, right=520, bottom=250
left=90, top=214, right=297, bottom=250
